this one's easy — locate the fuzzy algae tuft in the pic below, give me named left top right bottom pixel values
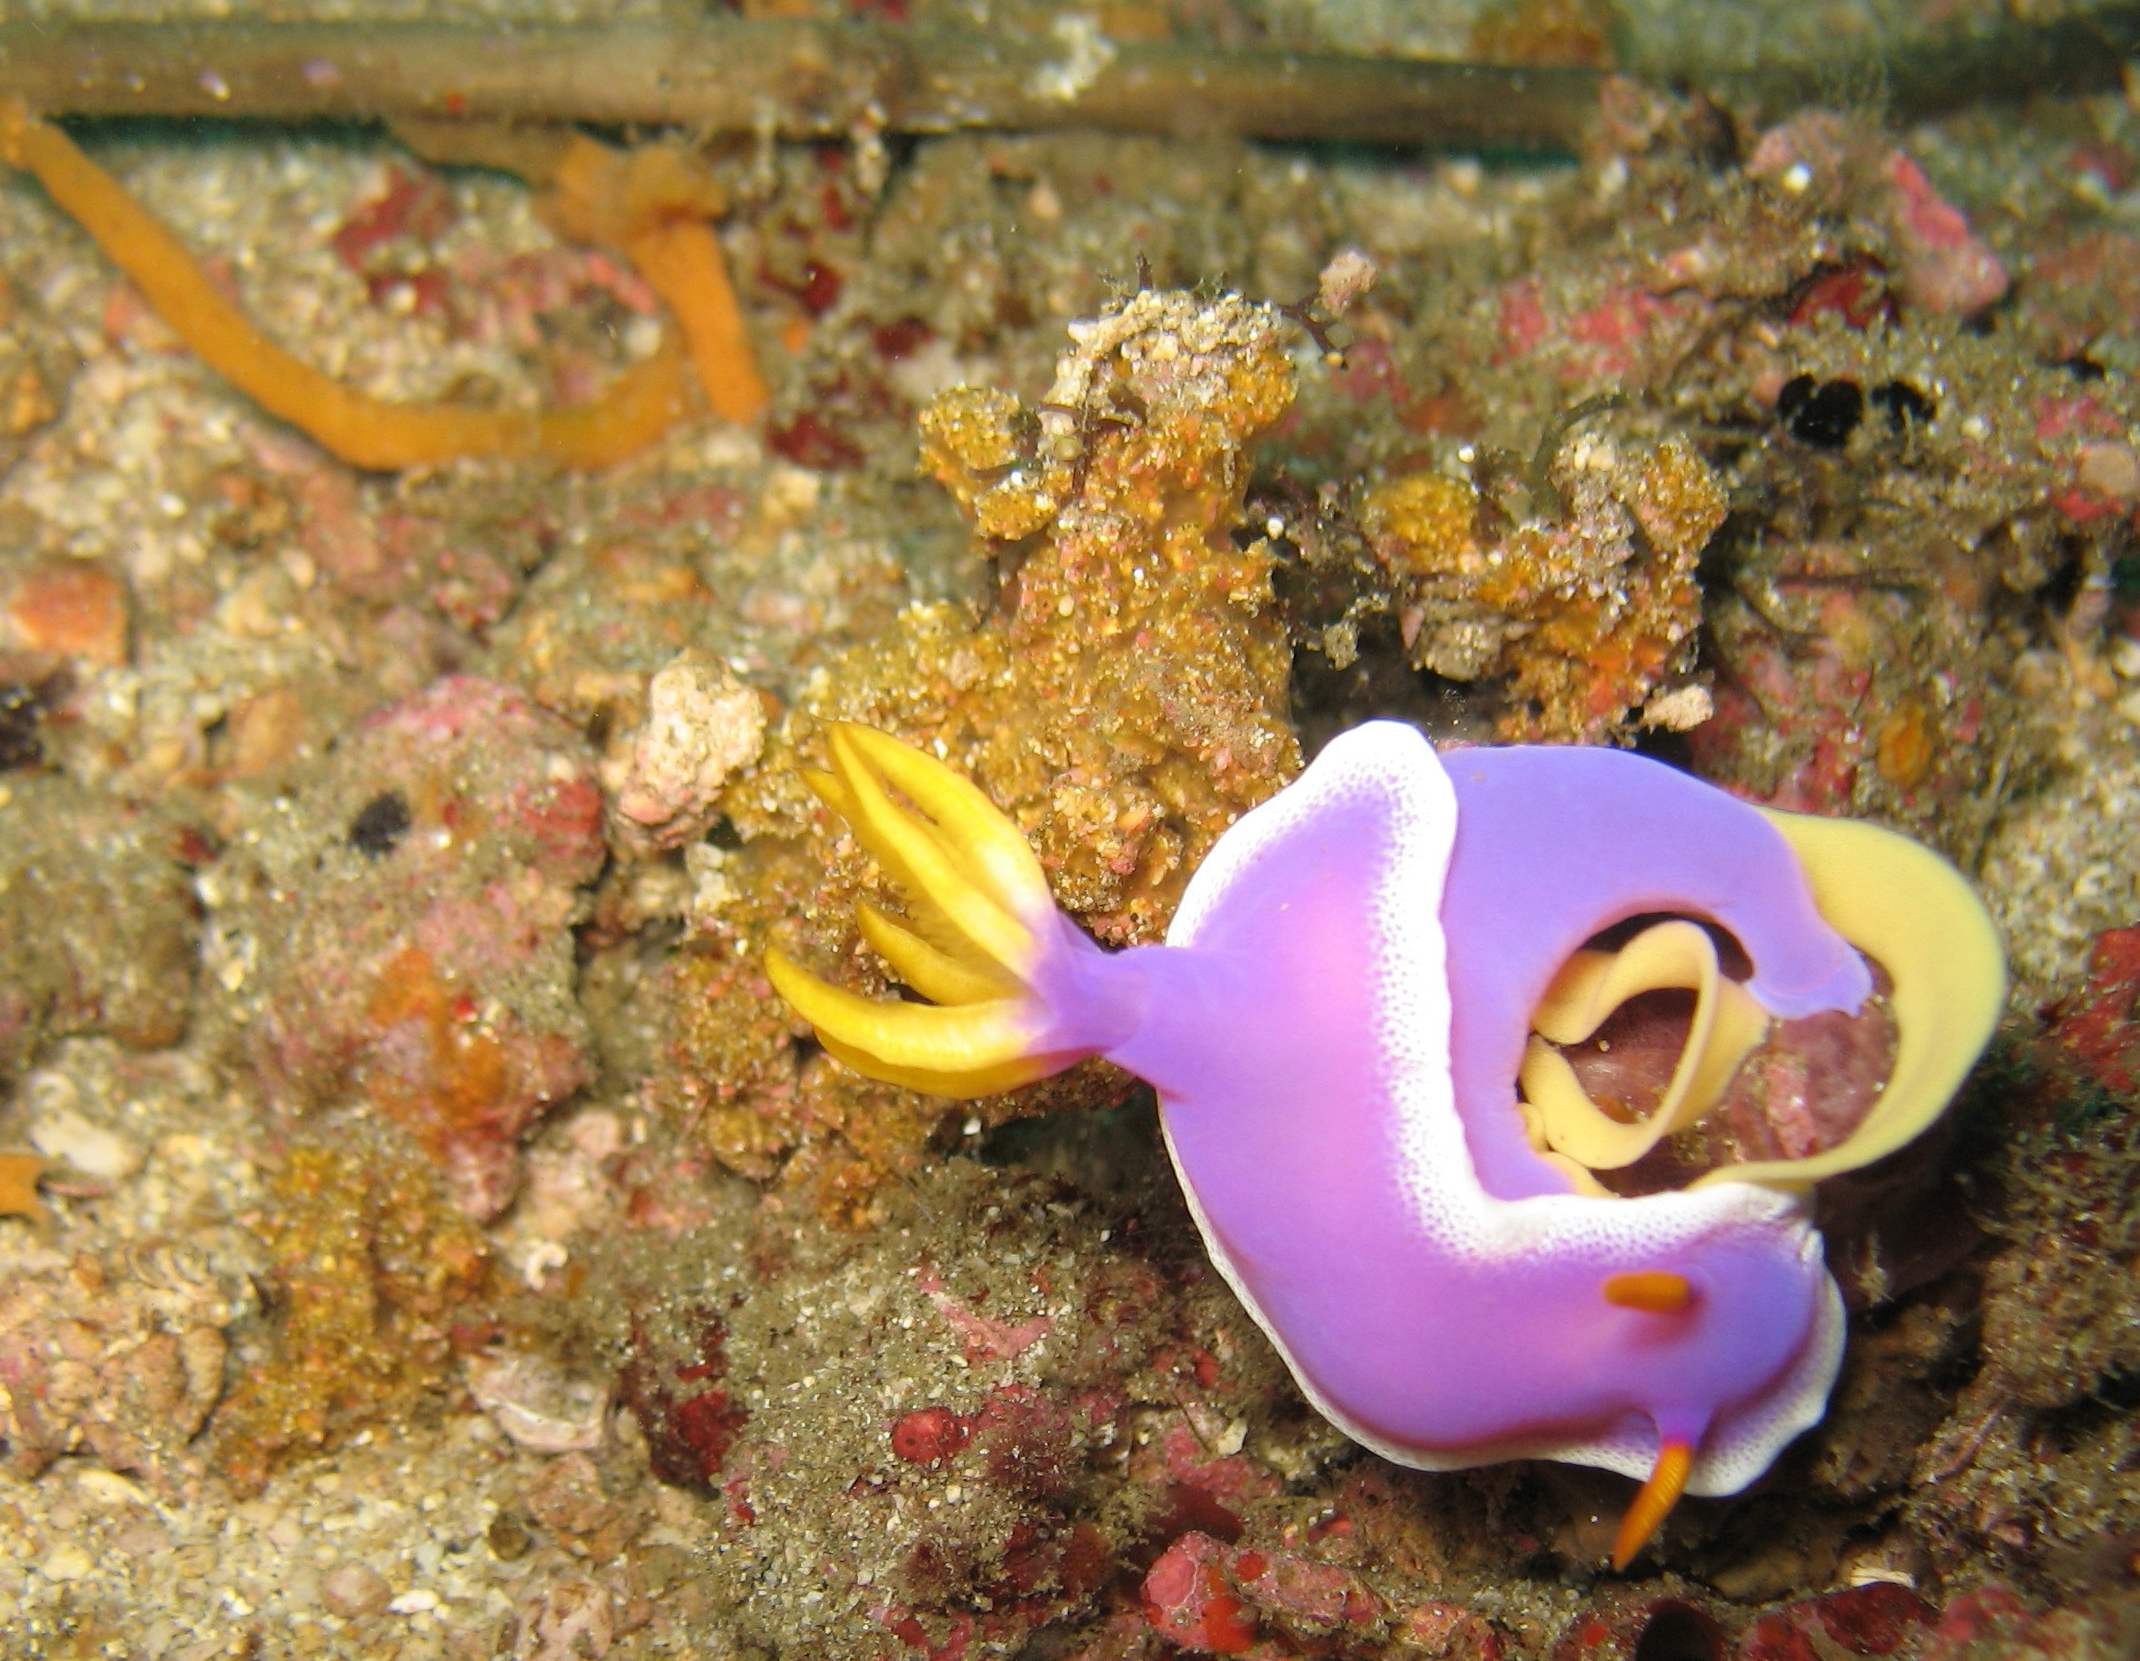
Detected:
left=763, top=285, right=1304, bottom=945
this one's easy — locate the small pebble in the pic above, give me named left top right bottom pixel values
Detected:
left=2076, top=441, right=2138, bottom=503
left=29, top=1107, right=143, bottom=1182
left=488, top=1510, right=534, bottom=1562
left=3, top=560, right=131, bottom=665
left=319, top=1562, right=392, bottom=1618
left=39, top=1542, right=95, bottom=1581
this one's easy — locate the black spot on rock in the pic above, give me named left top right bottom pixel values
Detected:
left=1777, top=374, right=1864, bottom=448
left=1871, top=378, right=1935, bottom=431
left=349, top=791, right=412, bottom=857
left=0, top=684, right=42, bottom=771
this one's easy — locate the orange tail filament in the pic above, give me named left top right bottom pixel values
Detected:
left=1611, top=1438, right=1693, bottom=1570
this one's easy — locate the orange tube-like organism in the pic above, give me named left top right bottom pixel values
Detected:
left=541, top=133, right=769, bottom=426
left=1, top=100, right=691, bottom=470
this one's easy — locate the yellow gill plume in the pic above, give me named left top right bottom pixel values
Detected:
left=764, top=723, right=1069, bottom=1098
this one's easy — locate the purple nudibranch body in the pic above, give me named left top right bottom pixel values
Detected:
left=764, top=719, right=2004, bottom=1565
left=1024, top=726, right=1847, bottom=1506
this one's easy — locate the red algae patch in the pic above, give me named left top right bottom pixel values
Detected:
left=890, top=1405, right=973, bottom=1466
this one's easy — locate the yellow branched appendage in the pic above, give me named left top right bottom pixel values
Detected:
left=764, top=725, right=1071, bottom=1098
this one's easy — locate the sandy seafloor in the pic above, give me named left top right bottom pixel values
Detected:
left=2, top=1, right=2139, bottom=1658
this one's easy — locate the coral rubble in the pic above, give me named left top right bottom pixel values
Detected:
left=677, top=286, right=1304, bottom=1216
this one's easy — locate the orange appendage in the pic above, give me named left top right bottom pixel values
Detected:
left=364, top=945, right=509, bottom=1150
left=1601, top=1270, right=1695, bottom=1313
left=1, top=100, right=693, bottom=469
left=0, top=1150, right=48, bottom=1227
left=1611, top=1439, right=1693, bottom=1570
left=542, top=135, right=769, bottom=424
left=628, top=219, right=769, bottom=424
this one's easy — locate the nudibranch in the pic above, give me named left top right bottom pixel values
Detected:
left=766, top=722, right=2003, bottom=1567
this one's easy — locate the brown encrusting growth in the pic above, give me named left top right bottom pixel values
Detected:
left=1360, top=435, right=1725, bottom=740
left=211, top=1134, right=490, bottom=1494
left=674, top=288, right=1303, bottom=1219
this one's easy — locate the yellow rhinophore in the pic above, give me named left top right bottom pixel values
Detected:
left=764, top=724, right=1068, bottom=1098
